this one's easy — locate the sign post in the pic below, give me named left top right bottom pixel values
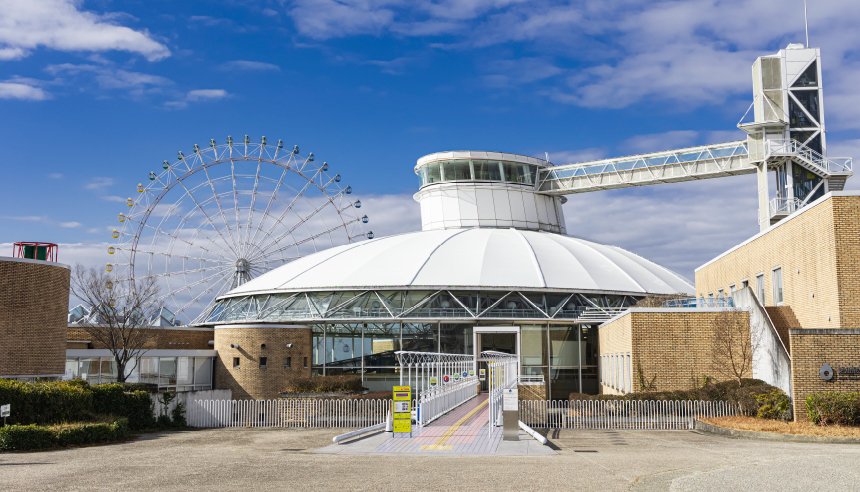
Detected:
left=0, top=403, right=9, bottom=426
left=502, top=387, right=519, bottom=441
left=392, top=386, right=412, bottom=438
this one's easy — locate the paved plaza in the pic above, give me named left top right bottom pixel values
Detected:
left=1, top=427, right=859, bottom=490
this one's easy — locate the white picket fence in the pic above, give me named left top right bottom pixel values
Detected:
left=187, top=398, right=390, bottom=428
left=518, top=400, right=738, bottom=430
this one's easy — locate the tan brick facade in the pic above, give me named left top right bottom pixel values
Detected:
left=213, top=326, right=312, bottom=399
left=696, top=193, right=860, bottom=329
left=67, top=326, right=213, bottom=350
left=599, top=309, right=751, bottom=394
left=788, top=329, right=860, bottom=421
left=0, top=258, right=69, bottom=378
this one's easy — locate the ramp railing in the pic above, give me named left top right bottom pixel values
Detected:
left=482, top=350, right=518, bottom=433
left=395, top=351, right=478, bottom=427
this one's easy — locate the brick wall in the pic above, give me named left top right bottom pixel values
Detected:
left=789, top=329, right=860, bottom=421
left=0, top=258, right=69, bottom=378
left=599, top=309, right=751, bottom=394
left=213, top=326, right=312, bottom=399
left=696, top=194, right=860, bottom=329
left=67, top=326, right=213, bottom=350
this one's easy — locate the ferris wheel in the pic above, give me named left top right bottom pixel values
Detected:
left=107, top=135, right=371, bottom=325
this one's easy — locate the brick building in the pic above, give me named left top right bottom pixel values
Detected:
left=0, top=257, right=70, bottom=380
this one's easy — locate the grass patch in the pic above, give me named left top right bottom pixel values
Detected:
left=702, top=416, right=860, bottom=438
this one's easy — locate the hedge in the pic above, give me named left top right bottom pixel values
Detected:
left=806, top=392, right=860, bottom=426
left=0, top=380, right=153, bottom=429
left=570, top=379, right=790, bottom=417
left=283, top=375, right=365, bottom=394
left=0, top=419, right=129, bottom=451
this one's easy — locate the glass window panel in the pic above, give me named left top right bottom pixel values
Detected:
left=791, top=61, right=818, bottom=87
left=473, top=160, right=502, bottom=181
left=772, top=268, right=784, bottom=304
left=521, top=325, right=545, bottom=366
left=363, top=323, right=401, bottom=369
left=401, top=323, right=437, bottom=352
left=549, top=368, right=579, bottom=398
left=792, top=90, right=820, bottom=124
left=79, top=358, right=100, bottom=385
left=194, top=357, right=212, bottom=386
left=442, top=160, right=471, bottom=181
left=501, top=162, right=533, bottom=184
left=99, top=358, right=117, bottom=383
left=789, top=97, right=815, bottom=127
left=439, top=324, right=472, bottom=355
left=138, top=357, right=159, bottom=385
left=177, top=357, right=193, bottom=385
left=425, top=163, right=442, bottom=184
left=65, top=359, right=79, bottom=380
left=549, top=326, right=581, bottom=367
left=159, top=357, right=177, bottom=386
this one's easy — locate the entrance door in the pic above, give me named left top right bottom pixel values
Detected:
left=473, top=326, right=520, bottom=392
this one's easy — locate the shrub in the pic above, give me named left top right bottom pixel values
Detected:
left=92, top=384, right=154, bottom=430
left=283, top=375, right=365, bottom=394
left=0, top=379, right=92, bottom=425
left=806, top=392, right=860, bottom=426
left=0, top=419, right=128, bottom=451
left=755, top=390, right=792, bottom=420
left=0, top=424, right=55, bottom=450
left=570, top=379, right=788, bottom=416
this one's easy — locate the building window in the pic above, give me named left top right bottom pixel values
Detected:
left=232, top=357, right=240, bottom=368
left=741, top=279, right=749, bottom=289
left=772, top=267, right=784, bottom=304
left=756, top=274, right=765, bottom=303
left=729, top=284, right=736, bottom=294
left=303, top=356, right=308, bottom=368
left=284, top=356, right=292, bottom=368
left=259, top=357, right=267, bottom=369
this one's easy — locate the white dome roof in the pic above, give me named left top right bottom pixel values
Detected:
left=223, top=228, right=692, bottom=298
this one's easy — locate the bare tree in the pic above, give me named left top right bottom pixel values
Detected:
left=70, top=266, right=162, bottom=383
left=711, top=309, right=758, bottom=385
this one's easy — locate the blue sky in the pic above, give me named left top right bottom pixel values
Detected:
left=1, top=0, right=859, bottom=279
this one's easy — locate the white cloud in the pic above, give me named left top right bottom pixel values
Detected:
left=0, top=0, right=170, bottom=61
left=100, top=195, right=126, bottom=203
left=85, top=177, right=116, bottom=191
left=46, top=64, right=171, bottom=94
left=59, top=221, right=82, bottom=228
left=545, top=148, right=606, bottom=164
left=166, top=89, right=229, bottom=109
left=0, top=81, right=49, bottom=100
left=220, top=60, right=280, bottom=72
left=187, top=89, right=229, bottom=101
left=48, top=172, right=64, bottom=179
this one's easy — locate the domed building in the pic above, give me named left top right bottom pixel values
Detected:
left=203, top=151, right=692, bottom=399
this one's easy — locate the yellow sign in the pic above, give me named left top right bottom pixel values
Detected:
left=392, top=385, right=412, bottom=436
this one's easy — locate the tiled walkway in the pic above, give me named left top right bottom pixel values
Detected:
left=316, top=394, right=554, bottom=457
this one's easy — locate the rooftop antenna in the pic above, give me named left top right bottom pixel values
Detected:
left=803, top=0, right=810, bottom=47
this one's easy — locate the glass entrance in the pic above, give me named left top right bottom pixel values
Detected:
left=474, top=327, right=520, bottom=392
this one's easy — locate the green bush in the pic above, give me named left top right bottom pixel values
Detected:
left=0, top=419, right=128, bottom=451
left=0, top=424, right=55, bottom=450
left=0, top=379, right=154, bottom=429
left=92, top=384, right=154, bottom=430
left=806, top=392, right=860, bottom=426
left=755, top=389, right=792, bottom=420
left=570, top=379, right=788, bottom=416
left=0, top=379, right=92, bottom=425
left=283, top=375, right=365, bottom=394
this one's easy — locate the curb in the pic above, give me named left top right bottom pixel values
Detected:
left=694, top=419, right=860, bottom=444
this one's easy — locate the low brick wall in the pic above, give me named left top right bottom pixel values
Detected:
left=789, top=328, right=860, bottom=421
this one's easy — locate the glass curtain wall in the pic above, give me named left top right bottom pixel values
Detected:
left=311, top=322, right=599, bottom=398
left=64, top=356, right=213, bottom=391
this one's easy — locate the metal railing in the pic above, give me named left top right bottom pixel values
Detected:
left=186, top=398, right=390, bottom=428
left=768, top=197, right=802, bottom=216
left=483, top=350, right=518, bottom=432
left=662, top=297, right=735, bottom=308
left=395, top=350, right=478, bottom=427
left=518, top=400, right=738, bottom=430
left=765, top=139, right=853, bottom=175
